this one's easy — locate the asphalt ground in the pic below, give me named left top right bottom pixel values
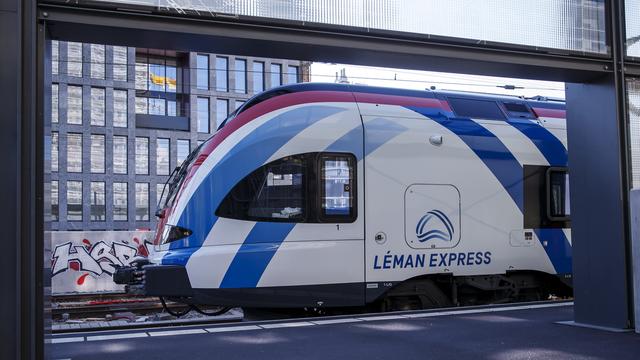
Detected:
left=50, top=302, right=640, bottom=360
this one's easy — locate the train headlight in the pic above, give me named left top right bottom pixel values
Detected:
left=161, top=224, right=193, bottom=244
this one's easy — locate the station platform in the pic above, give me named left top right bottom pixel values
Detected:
left=50, top=302, right=640, bottom=360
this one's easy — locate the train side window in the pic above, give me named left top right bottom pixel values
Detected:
left=547, top=168, right=570, bottom=221
left=319, top=153, right=356, bottom=222
left=216, top=154, right=311, bottom=222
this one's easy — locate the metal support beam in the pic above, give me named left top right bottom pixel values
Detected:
left=39, top=3, right=612, bottom=83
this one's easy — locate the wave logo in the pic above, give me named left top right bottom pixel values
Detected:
left=416, top=210, right=454, bottom=243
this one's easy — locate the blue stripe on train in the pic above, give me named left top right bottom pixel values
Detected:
left=162, top=105, right=345, bottom=266
left=407, top=108, right=524, bottom=212
left=507, top=119, right=567, bottom=166
left=533, top=228, right=572, bottom=274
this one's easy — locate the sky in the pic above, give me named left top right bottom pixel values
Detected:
left=309, top=62, right=565, bottom=100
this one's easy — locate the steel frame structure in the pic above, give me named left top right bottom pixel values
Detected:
left=1, top=0, right=637, bottom=358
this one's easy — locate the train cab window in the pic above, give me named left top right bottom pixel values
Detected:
left=448, top=97, right=506, bottom=120
left=216, top=154, right=310, bottom=222
left=547, top=168, right=570, bottom=221
left=319, top=154, right=356, bottom=222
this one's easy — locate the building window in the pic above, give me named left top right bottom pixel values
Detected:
left=67, top=133, right=82, bottom=173
left=67, top=85, right=83, bottom=125
left=156, top=138, right=170, bottom=175
left=148, top=98, right=166, bottom=115
left=52, top=84, right=58, bottom=123
left=113, top=182, right=128, bottom=221
left=136, top=55, right=177, bottom=92
left=157, top=183, right=166, bottom=208
left=113, top=46, right=128, bottom=81
left=197, top=97, right=210, bottom=133
left=177, top=139, right=190, bottom=166
left=91, top=88, right=105, bottom=126
left=253, top=61, right=264, bottom=94
left=90, top=182, right=106, bottom=221
left=320, top=154, right=355, bottom=219
left=197, top=54, right=209, bottom=90
left=235, top=100, right=245, bottom=110
left=67, top=42, right=83, bottom=77
left=136, top=183, right=150, bottom=221
left=113, top=89, right=128, bottom=127
left=51, top=40, right=59, bottom=75
left=216, top=56, right=228, bottom=92
left=90, top=134, right=105, bottom=173
left=90, top=44, right=105, bottom=79
left=136, top=137, right=149, bottom=175
left=67, top=181, right=83, bottom=221
left=113, top=136, right=128, bottom=174
left=235, top=59, right=247, bottom=94
left=216, top=99, right=228, bottom=129
left=270, top=63, right=282, bottom=88
left=287, top=65, right=299, bottom=84
left=51, top=180, right=59, bottom=221
left=51, top=132, right=58, bottom=172
left=135, top=96, right=148, bottom=114
left=136, top=97, right=178, bottom=117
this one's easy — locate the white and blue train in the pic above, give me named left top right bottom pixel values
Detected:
left=115, top=83, right=572, bottom=310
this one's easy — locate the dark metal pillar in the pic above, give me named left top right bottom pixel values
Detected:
left=0, top=0, right=45, bottom=358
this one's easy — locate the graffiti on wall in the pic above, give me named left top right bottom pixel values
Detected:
left=50, top=231, right=154, bottom=295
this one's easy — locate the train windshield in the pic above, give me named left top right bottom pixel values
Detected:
left=157, top=137, right=211, bottom=211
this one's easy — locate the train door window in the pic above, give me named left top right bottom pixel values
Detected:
left=216, top=154, right=310, bottom=222
left=319, top=154, right=356, bottom=222
left=547, top=168, right=570, bottom=221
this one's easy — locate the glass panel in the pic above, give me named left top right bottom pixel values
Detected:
left=135, top=96, right=148, bottom=114
left=628, top=78, right=640, bottom=188
left=235, top=99, right=245, bottom=110
left=113, top=182, right=128, bottom=221
left=166, top=59, right=177, bottom=93
left=627, top=0, right=640, bottom=57
left=270, top=63, right=282, bottom=88
left=216, top=154, right=308, bottom=221
left=91, top=87, right=105, bottom=126
left=51, top=84, right=58, bottom=123
left=177, top=139, right=190, bottom=166
left=197, top=54, right=209, bottom=90
left=51, top=132, right=58, bottom=172
left=113, top=135, right=128, bottom=174
left=549, top=171, right=570, bottom=217
left=67, top=133, right=82, bottom=173
left=51, top=40, right=59, bottom=76
left=136, top=137, right=149, bottom=175
left=90, top=182, right=106, bottom=221
left=135, top=61, right=148, bottom=90
left=321, top=155, right=353, bottom=216
left=216, top=57, right=228, bottom=92
left=67, top=181, right=83, bottom=221
left=113, top=46, right=128, bottom=81
left=197, top=97, right=210, bottom=133
left=149, top=58, right=165, bottom=92
left=253, top=61, right=264, bottom=94
left=67, top=85, right=83, bottom=125
left=156, top=138, right=170, bottom=175
left=287, top=65, right=299, bottom=84
left=148, top=0, right=607, bottom=54
left=67, top=42, right=83, bottom=77
left=167, top=100, right=177, bottom=116
left=113, top=90, right=128, bottom=127
left=157, top=183, right=165, bottom=208
left=235, top=59, right=247, bottom=94
left=51, top=180, right=59, bottom=222
left=149, top=98, right=166, bottom=115
left=90, top=134, right=105, bottom=173
left=216, top=98, right=228, bottom=129
left=90, top=44, right=105, bottom=79
left=136, top=183, right=150, bottom=221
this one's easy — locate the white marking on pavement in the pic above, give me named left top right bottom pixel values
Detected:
left=148, top=329, right=208, bottom=337
left=259, top=322, right=316, bottom=329
left=51, top=337, right=84, bottom=344
left=311, top=318, right=364, bottom=325
left=86, top=332, right=149, bottom=341
left=205, top=325, right=262, bottom=333
left=357, top=315, right=408, bottom=321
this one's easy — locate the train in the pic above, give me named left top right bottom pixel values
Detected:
left=114, top=83, right=572, bottom=311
